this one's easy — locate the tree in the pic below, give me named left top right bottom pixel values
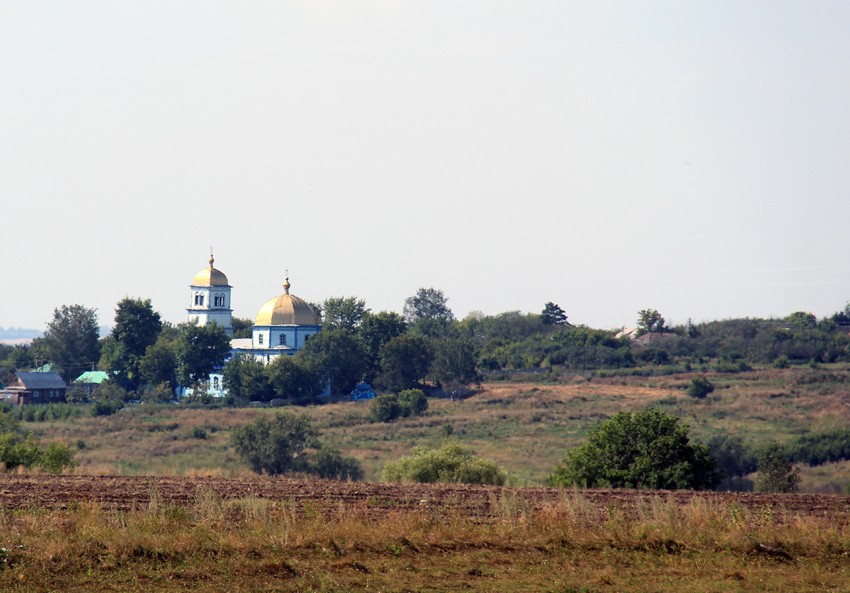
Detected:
left=755, top=444, right=799, bottom=493
left=357, top=311, right=407, bottom=379
left=637, top=309, right=666, bottom=336
left=267, top=355, right=321, bottom=404
left=403, top=288, right=455, bottom=336
left=232, top=412, right=319, bottom=474
left=378, top=333, right=434, bottom=392
left=541, top=302, right=569, bottom=326
left=381, top=441, right=507, bottom=486
left=297, top=329, right=369, bottom=395
left=231, top=411, right=363, bottom=479
left=222, top=354, right=272, bottom=402
left=322, top=296, right=370, bottom=331
left=139, top=337, right=178, bottom=390
left=430, top=336, right=480, bottom=389
left=231, top=317, right=254, bottom=339
left=37, top=305, right=100, bottom=382
left=107, top=298, right=163, bottom=390
left=548, top=409, right=720, bottom=490
left=176, top=322, right=231, bottom=389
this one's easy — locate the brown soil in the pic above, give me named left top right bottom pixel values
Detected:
left=2, top=475, right=848, bottom=521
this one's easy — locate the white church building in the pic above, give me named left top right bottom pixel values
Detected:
left=186, top=253, right=321, bottom=396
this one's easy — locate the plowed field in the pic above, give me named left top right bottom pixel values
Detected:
left=2, top=474, right=848, bottom=520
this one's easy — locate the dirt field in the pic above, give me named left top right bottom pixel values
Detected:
left=2, top=474, right=848, bottom=521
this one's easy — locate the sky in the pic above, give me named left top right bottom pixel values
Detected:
left=3, top=1, right=850, bottom=333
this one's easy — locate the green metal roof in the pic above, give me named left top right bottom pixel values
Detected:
left=74, top=371, right=110, bottom=384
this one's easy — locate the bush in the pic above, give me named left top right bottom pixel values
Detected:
left=310, top=446, right=364, bottom=481
left=370, top=394, right=401, bottom=422
left=39, top=442, right=77, bottom=474
left=191, top=427, right=209, bottom=440
left=92, top=399, right=123, bottom=417
left=0, top=433, right=76, bottom=473
left=370, top=389, right=428, bottom=423
left=548, top=409, right=720, bottom=490
left=755, top=444, right=799, bottom=493
left=397, top=389, right=428, bottom=417
left=786, top=429, right=850, bottom=466
left=381, top=441, right=507, bottom=486
left=232, top=411, right=363, bottom=480
left=687, top=376, right=715, bottom=399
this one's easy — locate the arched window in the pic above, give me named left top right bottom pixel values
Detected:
left=213, top=377, right=219, bottom=389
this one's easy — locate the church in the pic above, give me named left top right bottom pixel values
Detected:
left=187, top=253, right=321, bottom=395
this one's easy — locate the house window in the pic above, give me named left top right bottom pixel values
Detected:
left=279, top=334, right=286, bottom=346
left=258, top=334, right=264, bottom=345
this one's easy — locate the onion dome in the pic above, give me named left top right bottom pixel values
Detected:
left=254, top=276, right=318, bottom=325
left=192, top=252, right=229, bottom=287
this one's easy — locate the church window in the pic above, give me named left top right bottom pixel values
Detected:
left=213, top=377, right=219, bottom=389
left=279, top=334, right=287, bottom=346
left=258, top=334, right=264, bottom=345
left=194, top=294, right=205, bottom=306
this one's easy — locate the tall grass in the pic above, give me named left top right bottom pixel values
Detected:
left=1, top=491, right=848, bottom=592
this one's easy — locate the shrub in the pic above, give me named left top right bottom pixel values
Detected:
left=310, top=446, right=364, bottom=481
left=786, top=429, right=850, bottom=466
left=232, top=411, right=363, bottom=480
left=92, top=399, right=123, bottom=417
left=397, top=389, right=428, bottom=417
left=191, top=427, right=209, bottom=440
left=370, top=394, right=401, bottom=422
left=548, top=409, right=720, bottom=490
left=687, top=376, right=715, bottom=399
left=370, top=389, right=428, bottom=423
left=381, top=441, right=507, bottom=486
left=39, top=442, right=77, bottom=474
left=755, top=444, right=799, bottom=493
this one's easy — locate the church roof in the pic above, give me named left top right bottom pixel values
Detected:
left=254, top=277, right=318, bottom=326
left=192, top=253, right=229, bottom=287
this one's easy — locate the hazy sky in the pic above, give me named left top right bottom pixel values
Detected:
left=3, top=1, right=850, bottom=332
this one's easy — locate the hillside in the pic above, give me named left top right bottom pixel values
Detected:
left=21, top=366, right=850, bottom=492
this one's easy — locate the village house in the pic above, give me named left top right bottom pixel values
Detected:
left=0, top=371, right=67, bottom=405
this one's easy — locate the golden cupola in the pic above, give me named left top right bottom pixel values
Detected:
left=254, top=277, right=318, bottom=326
left=193, top=253, right=230, bottom=287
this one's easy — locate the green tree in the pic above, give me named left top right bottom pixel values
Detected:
left=322, top=296, right=370, bottom=331
left=298, top=329, right=369, bottom=395
left=231, top=317, right=254, bottom=339
left=637, top=309, right=666, bottom=336
left=755, top=444, right=799, bottom=493
left=107, top=297, right=163, bottom=390
left=382, top=441, right=507, bottom=486
left=176, top=322, right=231, bottom=389
left=267, top=355, right=321, bottom=404
left=358, top=311, right=407, bottom=380
left=541, top=302, right=569, bottom=326
left=430, top=336, right=479, bottom=389
left=222, top=354, right=272, bottom=402
left=139, top=337, right=178, bottom=390
left=378, top=333, right=434, bottom=392
left=232, top=412, right=319, bottom=474
left=548, top=409, right=720, bottom=490
left=231, top=411, right=363, bottom=480
left=403, top=287, right=455, bottom=336
left=36, top=305, right=100, bottom=382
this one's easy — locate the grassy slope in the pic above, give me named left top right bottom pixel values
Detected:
left=25, top=365, right=850, bottom=491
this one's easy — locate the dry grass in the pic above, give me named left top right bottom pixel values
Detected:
left=1, top=490, right=849, bottom=592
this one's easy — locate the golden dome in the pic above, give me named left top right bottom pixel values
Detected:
left=254, top=277, right=318, bottom=326
left=192, top=253, right=229, bottom=287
